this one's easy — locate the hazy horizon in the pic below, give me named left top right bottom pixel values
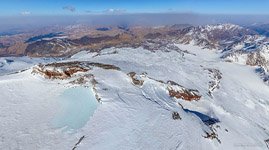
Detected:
left=1, top=13, right=269, bottom=33
left=1, top=0, right=269, bottom=33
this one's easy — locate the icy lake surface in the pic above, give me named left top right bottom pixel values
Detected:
left=52, top=86, right=98, bottom=131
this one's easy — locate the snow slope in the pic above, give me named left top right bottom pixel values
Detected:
left=0, top=57, right=58, bottom=76
left=0, top=43, right=269, bottom=150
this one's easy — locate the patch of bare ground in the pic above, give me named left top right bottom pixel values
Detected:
left=45, top=61, right=121, bottom=70
left=92, top=50, right=118, bottom=58
left=172, top=112, right=182, bottom=120
left=91, top=77, right=101, bottom=102
left=127, top=72, right=144, bottom=86
left=69, top=74, right=94, bottom=85
left=167, top=80, right=201, bottom=101
left=87, top=62, right=120, bottom=70
left=202, top=122, right=223, bottom=144
left=32, top=61, right=120, bottom=79
left=203, top=128, right=221, bottom=144
left=204, top=68, right=222, bottom=97
left=32, top=64, right=89, bottom=79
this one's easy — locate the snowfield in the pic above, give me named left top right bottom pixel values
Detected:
left=0, top=43, right=269, bottom=150
left=0, top=57, right=58, bottom=76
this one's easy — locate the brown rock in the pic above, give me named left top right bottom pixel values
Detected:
left=127, top=72, right=144, bottom=86
left=167, top=80, right=201, bottom=101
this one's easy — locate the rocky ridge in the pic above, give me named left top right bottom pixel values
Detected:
left=2, top=23, right=269, bottom=84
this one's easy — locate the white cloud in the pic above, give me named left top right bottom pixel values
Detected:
left=103, top=8, right=126, bottom=14
left=20, top=11, right=31, bottom=16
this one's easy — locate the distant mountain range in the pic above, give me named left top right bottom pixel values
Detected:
left=1, top=23, right=269, bottom=80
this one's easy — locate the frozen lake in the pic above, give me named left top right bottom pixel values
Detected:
left=52, top=86, right=98, bottom=131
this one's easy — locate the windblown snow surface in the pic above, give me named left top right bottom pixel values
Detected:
left=1, top=43, right=269, bottom=150
left=0, top=57, right=58, bottom=76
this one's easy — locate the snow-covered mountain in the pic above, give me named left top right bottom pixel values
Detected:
left=176, top=24, right=269, bottom=84
left=1, top=24, right=269, bottom=150
left=178, top=23, right=255, bottom=49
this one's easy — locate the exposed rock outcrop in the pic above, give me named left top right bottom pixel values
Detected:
left=127, top=72, right=144, bottom=86
left=32, top=63, right=89, bottom=79
left=172, top=112, right=181, bottom=120
left=167, top=80, right=201, bottom=101
left=32, top=61, right=120, bottom=79
left=204, top=68, right=222, bottom=97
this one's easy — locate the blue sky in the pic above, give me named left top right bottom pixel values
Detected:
left=1, top=0, right=269, bottom=16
